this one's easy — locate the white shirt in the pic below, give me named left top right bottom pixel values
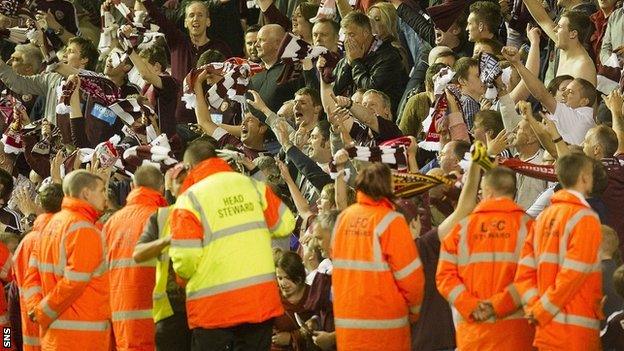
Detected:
left=549, top=102, right=595, bottom=145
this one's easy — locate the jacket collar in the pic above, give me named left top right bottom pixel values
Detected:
left=125, top=187, right=167, bottom=207
left=356, top=191, right=395, bottom=209
left=179, top=158, right=233, bottom=194
left=33, top=212, right=55, bottom=232
left=473, top=197, right=524, bottom=214
left=61, top=197, right=100, bottom=222
left=551, top=189, right=590, bottom=208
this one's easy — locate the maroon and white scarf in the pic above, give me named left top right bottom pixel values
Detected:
left=56, top=70, right=121, bottom=115
left=419, top=67, right=460, bottom=151
left=500, top=158, right=557, bottom=182
left=181, top=57, right=263, bottom=112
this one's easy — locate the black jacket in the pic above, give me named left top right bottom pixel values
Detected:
left=333, top=39, right=408, bottom=115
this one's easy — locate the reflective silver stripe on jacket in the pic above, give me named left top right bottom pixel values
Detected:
left=448, top=285, right=466, bottom=304
left=22, top=335, right=40, bottom=346
left=49, top=319, right=110, bottom=331
left=335, top=316, right=409, bottom=329
left=393, top=257, right=422, bottom=280
left=186, top=273, right=276, bottom=301
left=109, top=258, right=157, bottom=269
left=111, top=309, right=153, bottom=321
left=552, top=313, right=600, bottom=330
left=332, top=259, right=389, bottom=271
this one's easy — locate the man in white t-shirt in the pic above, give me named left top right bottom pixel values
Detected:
left=502, top=46, right=597, bottom=145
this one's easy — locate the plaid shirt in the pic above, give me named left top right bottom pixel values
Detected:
left=460, top=94, right=480, bottom=130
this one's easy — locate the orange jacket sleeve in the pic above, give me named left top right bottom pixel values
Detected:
left=488, top=217, right=534, bottom=318
left=436, top=219, right=480, bottom=321
left=22, top=240, right=44, bottom=314
left=531, top=214, right=601, bottom=326
left=381, top=213, right=425, bottom=322
left=513, top=222, right=539, bottom=311
left=169, top=191, right=205, bottom=280
left=34, top=222, right=106, bottom=329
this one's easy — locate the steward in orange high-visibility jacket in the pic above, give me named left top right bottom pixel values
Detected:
left=436, top=166, right=535, bottom=351
left=331, top=164, right=425, bottom=351
left=104, top=166, right=168, bottom=351
left=169, top=142, right=295, bottom=347
left=14, top=212, right=54, bottom=351
left=24, top=171, right=111, bottom=351
left=514, top=154, right=603, bottom=351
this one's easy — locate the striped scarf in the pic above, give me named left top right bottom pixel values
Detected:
left=181, top=57, right=263, bottom=112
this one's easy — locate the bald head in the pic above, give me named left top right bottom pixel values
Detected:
left=482, top=167, right=517, bottom=199
left=256, top=24, right=286, bottom=65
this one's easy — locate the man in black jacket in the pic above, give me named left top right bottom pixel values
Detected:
left=332, top=12, right=407, bottom=115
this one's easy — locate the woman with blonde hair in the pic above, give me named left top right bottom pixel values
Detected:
left=367, top=2, right=409, bottom=72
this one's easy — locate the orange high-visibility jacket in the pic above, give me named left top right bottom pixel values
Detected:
left=104, top=187, right=167, bottom=351
left=331, top=192, right=425, bottom=351
left=13, top=213, right=54, bottom=351
left=0, top=240, right=14, bottom=350
left=514, top=190, right=602, bottom=350
left=436, top=197, right=535, bottom=351
left=24, top=197, right=111, bottom=351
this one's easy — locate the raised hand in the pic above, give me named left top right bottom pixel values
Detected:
left=501, top=46, right=521, bottom=64
left=246, top=90, right=270, bottom=115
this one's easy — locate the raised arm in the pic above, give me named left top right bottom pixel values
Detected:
left=522, top=0, right=556, bottom=42
left=605, top=91, right=624, bottom=155
left=510, top=25, right=542, bottom=103
left=503, top=46, right=557, bottom=114
left=193, top=71, right=219, bottom=135
left=390, top=0, right=435, bottom=46
left=139, top=0, right=185, bottom=44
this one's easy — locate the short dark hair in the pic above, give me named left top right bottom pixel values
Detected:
left=425, top=62, right=449, bottom=92
left=245, top=24, right=261, bottom=35
left=314, top=18, right=340, bottom=36
left=556, top=153, right=593, bottom=188
left=68, top=37, right=99, bottom=71
left=341, top=11, right=372, bottom=32
left=592, top=125, right=618, bottom=157
left=316, top=119, right=331, bottom=143
left=561, top=10, right=593, bottom=45
left=184, top=138, right=217, bottom=167
left=139, top=44, right=169, bottom=70
left=38, top=183, right=64, bottom=213
left=469, top=1, right=502, bottom=35
left=295, top=87, right=322, bottom=107
left=547, top=75, right=574, bottom=96
left=197, top=49, right=225, bottom=67
left=474, top=110, right=504, bottom=136
left=483, top=166, right=517, bottom=197
left=355, top=163, right=393, bottom=201
left=453, top=57, right=479, bottom=84
left=574, top=78, right=597, bottom=106
left=275, top=251, right=307, bottom=286
left=0, top=169, right=13, bottom=203
left=133, top=165, right=164, bottom=191
left=364, top=89, right=392, bottom=111
left=451, top=140, right=472, bottom=160
left=63, top=170, right=103, bottom=198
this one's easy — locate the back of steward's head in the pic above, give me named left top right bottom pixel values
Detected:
left=38, top=183, right=64, bottom=213
left=62, top=170, right=103, bottom=198
left=483, top=166, right=517, bottom=198
left=133, top=165, right=164, bottom=191
left=355, top=163, right=393, bottom=201
left=183, top=138, right=217, bottom=167
left=556, top=153, right=593, bottom=188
